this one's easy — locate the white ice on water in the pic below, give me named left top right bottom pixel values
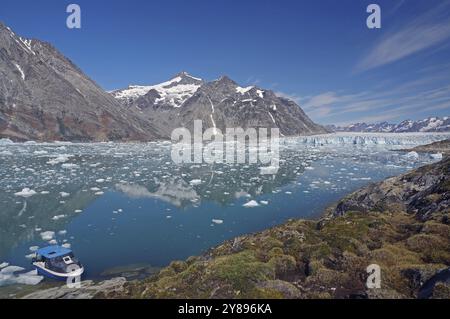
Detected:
left=243, top=200, right=260, bottom=208
left=0, top=266, right=43, bottom=287
left=40, top=231, right=55, bottom=241
left=14, top=188, right=36, bottom=198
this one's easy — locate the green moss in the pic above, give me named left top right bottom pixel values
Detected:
left=370, top=244, right=421, bottom=267
left=406, top=234, right=450, bottom=264
left=268, top=255, right=297, bottom=277
left=208, top=250, right=275, bottom=292
left=169, top=260, right=188, bottom=273
left=421, top=221, right=450, bottom=238
left=250, top=287, right=284, bottom=299
left=158, top=267, right=176, bottom=278
left=267, top=247, right=284, bottom=258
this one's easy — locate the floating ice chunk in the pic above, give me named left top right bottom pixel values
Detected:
left=285, top=191, right=292, bottom=195
left=96, top=179, right=105, bottom=183
left=47, top=155, right=71, bottom=165
left=259, top=166, right=279, bottom=175
left=212, top=219, right=224, bottom=225
left=0, top=138, right=14, bottom=145
left=0, top=262, right=9, bottom=269
left=25, top=253, right=36, bottom=260
left=0, top=266, right=25, bottom=274
left=62, top=163, right=78, bottom=169
left=48, top=239, right=57, bottom=245
left=62, top=243, right=71, bottom=249
left=59, top=192, right=70, bottom=198
left=58, top=230, right=67, bottom=236
left=243, top=200, right=260, bottom=208
left=430, top=153, right=443, bottom=160
left=74, top=209, right=83, bottom=213
left=190, top=179, right=202, bottom=186
left=14, top=188, right=37, bottom=198
left=0, top=267, right=43, bottom=287
left=40, top=231, right=55, bottom=241
left=305, top=167, right=314, bottom=170
left=260, top=201, right=269, bottom=205
left=33, top=150, right=48, bottom=155
left=90, top=187, right=101, bottom=191
left=40, top=191, right=50, bottom=195
left=95, top=191, right=104, bottom=195
left=52, top=215, right=66, bottom=221
left=166, top=216, right=172, bottom=219
left=29, top=246, right=39, bottom=252
left=406, top=151, right=419, bottom=160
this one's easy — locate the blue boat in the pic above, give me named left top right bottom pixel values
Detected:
left=32, top=246, right=84, bottom=281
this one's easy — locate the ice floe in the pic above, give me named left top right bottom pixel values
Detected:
left=0, top=266, right=43, bottom=287
left=14, top=188, right=37, bottom=198
left=243, top=200, right=260, bottom=208
left=40, top=231, right=55, bottom=241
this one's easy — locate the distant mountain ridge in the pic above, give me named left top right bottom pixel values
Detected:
left=112, top=73, right=328, bottom=137
left=327, top=117, right=450, bottom=133
left=0, top=22, right=326, bottom=142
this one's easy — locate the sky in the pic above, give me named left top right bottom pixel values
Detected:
left=1, top=0, right=450, bottom=125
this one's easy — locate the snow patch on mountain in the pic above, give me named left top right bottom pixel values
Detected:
left=112, top=72, right=203, bottom=108
left=236, top=86, right=254, bottom=95
left=14, top=63, right=25, bottom=80
left=329, top=117, right=450, bottom=133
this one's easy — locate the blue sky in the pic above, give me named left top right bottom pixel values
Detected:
left=1, top=0, right=450, bottom=125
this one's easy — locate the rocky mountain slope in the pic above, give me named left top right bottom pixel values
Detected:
left=328, top=117, right=450, bottom=133
left=0, top=22, right=163, bottom=142
left=112, top=73, right=328, bottom=137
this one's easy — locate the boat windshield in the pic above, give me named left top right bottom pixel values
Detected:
left=45, top=253, right=81, bottom=273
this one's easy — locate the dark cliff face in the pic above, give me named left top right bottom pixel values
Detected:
left=178, top=76, right=327, bottom=137
left=332, top=156, right=450, bottom=222
left=113, top=74, right=328, bottom=139
left=0, top=22, right=161, bottom=142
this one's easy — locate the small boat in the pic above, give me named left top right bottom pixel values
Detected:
left=32, top=245, right=84, bottom=281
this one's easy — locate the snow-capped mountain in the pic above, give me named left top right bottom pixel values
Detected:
left=112, top=74, right=328, bottom=137
left=0, top=22, right=161, bottom=142
left=0, top=22, right=326, bottom=141
left=328, top=117, right=450, bottom=133
left=111, top=72, right=204, bottom=109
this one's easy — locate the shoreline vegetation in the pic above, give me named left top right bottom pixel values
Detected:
left=6, top=140, right=450, bottom=299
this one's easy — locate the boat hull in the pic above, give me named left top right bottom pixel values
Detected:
left=33, top=262, right=84, bottom=281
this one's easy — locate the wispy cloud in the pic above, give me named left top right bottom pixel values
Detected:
left=275, top=91, right=303, bottom=104
left=298, top=74, right=450, bottom=125
left=356, top=1, right=450, bottom=72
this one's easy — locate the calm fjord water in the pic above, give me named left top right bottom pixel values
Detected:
left=0, top=138, right=442, bottom=280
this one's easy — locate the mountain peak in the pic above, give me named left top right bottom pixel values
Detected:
left=172, top=71, right=203, bottom=83
left=214, top=75, right=237, bottom=86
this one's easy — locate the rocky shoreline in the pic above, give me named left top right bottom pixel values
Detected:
left=13, top=145, right=450, bottom=299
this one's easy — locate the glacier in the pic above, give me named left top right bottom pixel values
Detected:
left=297, top=132, right=450, bottom=146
